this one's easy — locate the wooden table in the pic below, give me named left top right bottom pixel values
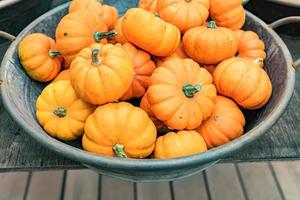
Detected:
left=0, top=0, right=300, bottom=171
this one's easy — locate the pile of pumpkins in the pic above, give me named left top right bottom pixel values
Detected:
left=18, top=0, right=272, bottom=159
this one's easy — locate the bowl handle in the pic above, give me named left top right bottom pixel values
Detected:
left=269, top=16, right=300, bottom=69
left=0, top=31, right=16, bottom=41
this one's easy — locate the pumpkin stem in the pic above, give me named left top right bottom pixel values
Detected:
left=91, top=48, right=102, bottom=65
left=113, top=144, right=127, bottom=158
left=207, top=21, right=217, bottom=29
left=185, top=0, right=192, bottom=2
left=254, top=58, right=264, bottom=67
left=49, top=50, right=60, bottom=58
left=154, top=13, right=160, bottom=18
left=94, top=30, right=117, bottom=42
left=182, top=84, right=201, bottom=98
left=53, top=107, right=67, bottom=118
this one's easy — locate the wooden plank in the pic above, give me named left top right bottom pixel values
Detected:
left=172, top=173, right=209, bottom=200
left=101, top=176, right=134, bottom=200
left=26, top=170, right=64, bottom=200
left=0, top=172, right=29, bottom=200
left=205, top=164, right=245, bottom=200
left=63, top=170, right=99, bottom=200
left=271, top=161, right=300, bottom=199
left=237, top=162, right=282, bottom=200
left=137, top=182, right=172, bottom=200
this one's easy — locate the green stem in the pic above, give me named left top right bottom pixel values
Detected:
left=182, top=84, right=201, bottom=98
left=254, top=57, right=264, bottom=66
left=91, top=48, right=102, bottom=65
left=94, top=30, right=117, bottom=42
left=154, top=13, right=160, bottom=18
left=53, top=107, right=67, bottom=118
left=113, top=144, right=127, bottom=158
left=49, top=50, right=60, bottom=57
left=207, top=21, right=217, bottom=29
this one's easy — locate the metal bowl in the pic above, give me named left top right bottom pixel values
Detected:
left=0, top=1, right=296, bottom=182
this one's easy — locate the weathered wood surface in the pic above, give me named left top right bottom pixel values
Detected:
left=0, top=0, right=300, bottom=171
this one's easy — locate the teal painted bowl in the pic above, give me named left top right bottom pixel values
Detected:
left=0, top=1, right=295, bottom=182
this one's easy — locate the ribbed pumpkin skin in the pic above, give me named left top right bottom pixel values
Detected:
left=120, top=43, right=156, bottom=100
left=140, top=92, right=166, bottom=133
left=18, top=33, right=62, bottom=82
left=210, top=0, right=246, bottom=30
left=56, top=10, right=108, bottom=67
left=70, top=43, right=134, bottom=105
left=114, top=17, right=128, bottom=44
left=82, top=102, right=157, bottom=158
left=69, top=0, right=118, bottom=29
left=236, top=30, right=266, bottom=60
left=156, top=0, right=209, bottom=32
left=52, top=69, right=70, bottom=83
left=213, top=57, right=272, bottom=109
left=36, top=81, right=95, bottom=141
left=148, top=58, right=217, bottom=130
left=154, top=131, right=207, bottom=159
left=139, top=0, right=157, bottom=13
left=183, top=24, right=238, bottom=64
left=196, top=96, right=246, bottom=149
left=122, top=8, right=181, bottom=57
left=157, top=42, right=188, bottom=66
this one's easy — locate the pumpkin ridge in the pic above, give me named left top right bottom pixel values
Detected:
left=208, top=122, right=231, bottom=146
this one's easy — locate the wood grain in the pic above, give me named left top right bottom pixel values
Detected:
left=0, top=172, right=29, bottom=200
left=101, top=176, right=134, bottom=200
left=25, top=170, right=64, bottom=200
left=237, top=163, right=282, bottom=200
left=137, top=182, right=172, bottom=200
left=63, top=170, right=99, bottom=200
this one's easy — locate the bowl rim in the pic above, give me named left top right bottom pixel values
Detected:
left=0, top=2, right=296, bottom=171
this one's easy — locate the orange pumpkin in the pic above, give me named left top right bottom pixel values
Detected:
left=36, top=81, right=95, bottom=141
left=157, top=42, right=188, bottom=66
left=156, top=0, right=209, bottom=32
left=210, top=0, right=246, bottom=30
left=183, top=21, right=238, bottom=65
left=70, top=43, right=134, bottom=105
left=120, top=43, right=156, bottom=100
left=139, top=0, right=157, bottom=13
left=196, top=96, right=245, bottom=149
left=148, top=58, right=217, bottom=130
left=18, top=33, right=62, bottom=82
left=113, top=17, right=128, bottom=44
left=236, top=30, right=266, bottom=60
left=122, top=8, right=181, bottom=56
left=154, top=131, right=207, bottom=158
left=82, top=102, right=157, bottom=158
left=56, top=10, right=116, bottom=67
left=140, top=91, right=166, bottom=133
left=52, top=69, right=70, bottom=82
left=213, top=57, right=272, bottom=109
left=69, top=0, right=118, bottom=29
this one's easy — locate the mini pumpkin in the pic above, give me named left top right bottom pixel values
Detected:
left=183, top=21, right=238, bottom=65
left=154, top=131, right=207, bottom=159
left=113, top=17, right=128, bottom=44
left=156, top=0, right=209, bottom=32
left=18, top=33, right=62, bottom=82
left=56, top=10, right=116, bottom=67
left=157, top=42, right=188, bottom=66
left=140, top=91, right=167, bottom=133
left=196, top=96, right=246, bottom=149
left=210, top=0, right=246, bottom=30
left=52, top=69, right=70, bottom=83
left=120, top=43, right=156, bottom=100
left=122, top=8, right=181, bottom=56
left=147, top=58, right=217, bottom=130
left=36, top=81, right=95, bottom=141
left=70, top=43, right=134, bottom=105
left=139, top=0, right=157, bottom=13
left=213, top=57, right=272, bottom=109
left=69, top=0, right=118, bottom=29
left=83, top=102, right=157, bottom=158
left=236, top=30, right=266, bottom=61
